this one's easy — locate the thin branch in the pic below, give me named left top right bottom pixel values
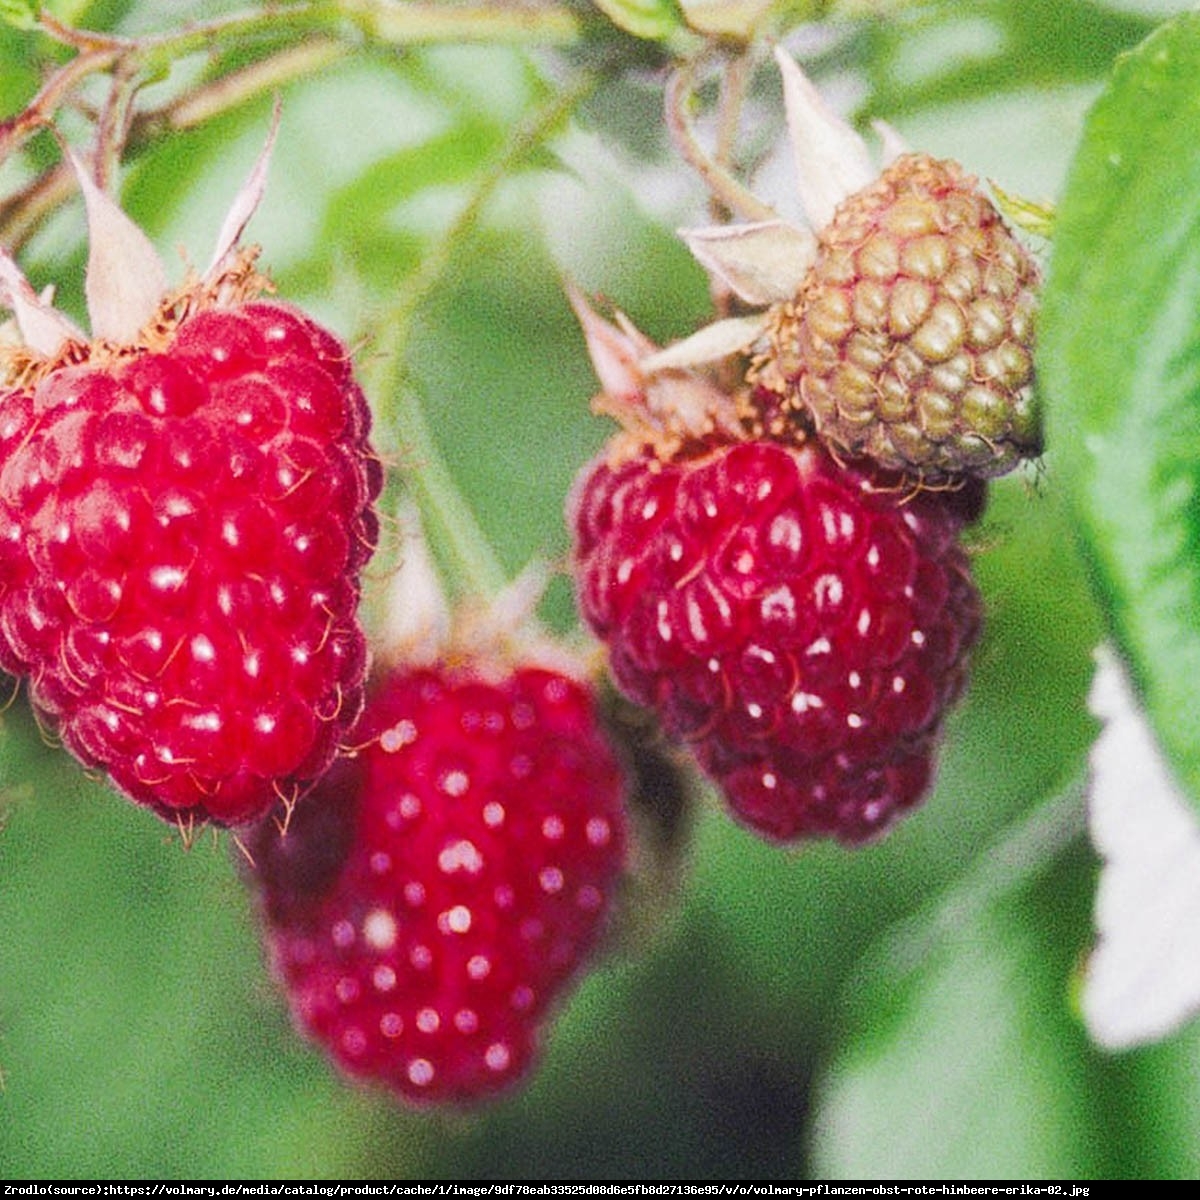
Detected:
left=665, top=56, right=778, bottom=225
left=364, top=73, right=597, bottom=601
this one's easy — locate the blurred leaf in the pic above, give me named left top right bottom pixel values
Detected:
left=679, top=0, right=774, bottom=37
left=0, top=21, right=41, bottom=114
left=814, top=904, right=1091, bottom=1176
left=1039, top=10, right=1200, bottom=815
left=590, top=0, right=687, bottom=41
left=858, top=0, right=1159, bottom=120
left=1083, top=645, right=1200, bottom=1050
left=0, top=769, right=428, bottom=1176
left=811, top=821, right=1200, bottom=1179
left=0, top=0, right=37, bottom=31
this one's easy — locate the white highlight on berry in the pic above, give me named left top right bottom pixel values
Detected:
left=150, top=565, right=187, bottom=592
left=372, top=965, right=397, bottom=993
left=467, top=954, right=491, bottom=981
left=363, top=907, right=398, bottom=951
left=541, top=815, right=565, bottom=841
left=438, top=905, right=472, bottom=935
left=380, top=719, right=417, bottom=753
left=485, top=1042, right=512, bottom=1073
left=380, top=1012, right=403, bottom=1038
left=403, top=880, right=426, bottom=907
left=438, top=839, right=484, bottom=874
left=539, top=866, right=565, bottom=894
left=440, top=768, right=470, bottom=797
left=762, top=585, right=798, bottom=623
left=586, top=817, right=611, bottom=847
left=416, top=1007, right=440, bottom=1034
left=407, top=1059, right=435, bottom=1087
left=399, top=793, right=422, bottom=820
left=483, top=801, right=506, bottom=827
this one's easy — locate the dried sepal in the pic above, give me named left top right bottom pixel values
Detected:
left=774, top=46, right=874, bottom=233
left=207, top=100, right=280, bottom=282
left=679, top=221, right=817, bottom=306
left=640, top=315, right=765, bottom=372
left=68, top=148, right=170, bottom=344
left=568, top=285, right=743, bottom=457
left=0, top=249, right=83, bottom=360
left=1, top=116, right=279, bottom=380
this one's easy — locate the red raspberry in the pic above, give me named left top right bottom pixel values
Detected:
left=247, top=662, right=628, bottom=1105
left=0, top=300, right=381, bottom=827
left=570, top=437, right=982, bottom=844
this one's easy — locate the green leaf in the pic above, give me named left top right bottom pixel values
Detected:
left=0, top=0, right=37, bottom=30
left=811, top=825, right=1200, bottom=1178
left=1040, top=10, right=1200, bottom=816
left=589, top=0, right=686, bottom=41
left=859, top=0, right=1158, bottom=120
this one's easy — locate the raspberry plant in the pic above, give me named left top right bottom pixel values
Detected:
left=3, top=0, right=1200, bottom=1181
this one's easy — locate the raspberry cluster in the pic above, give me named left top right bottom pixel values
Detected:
left=564, top=60, right=1033, bottom=845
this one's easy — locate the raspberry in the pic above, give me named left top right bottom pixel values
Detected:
left=759, top=153, right=1040, bottom=481
left=0, top=300, right=381, bottom=827
left=247, top=662, right=628, bottom=1105
left=570, top=436, right=982, bottom=844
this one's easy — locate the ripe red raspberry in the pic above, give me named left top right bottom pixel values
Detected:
left=759, top=153, right=1040, bottom=480
left=570, top=436, right=982, bottom=844
left=0, top=300, right=381, bottom=826
left=247, top=662, right=628, bottom=1105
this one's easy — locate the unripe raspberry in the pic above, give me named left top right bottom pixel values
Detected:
left=759, top=153, right=1041, bottom=480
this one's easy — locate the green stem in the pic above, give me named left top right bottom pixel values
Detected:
left=364, top=73, right=597, bottom=600
left=5, top=2, right=582, bottom=167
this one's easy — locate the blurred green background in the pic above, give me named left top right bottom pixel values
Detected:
left=2, top=0, right=1198, bottom=1179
